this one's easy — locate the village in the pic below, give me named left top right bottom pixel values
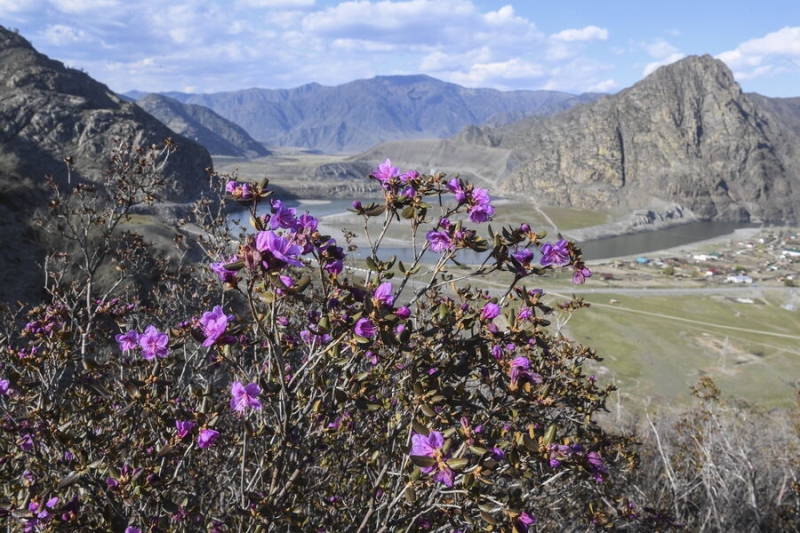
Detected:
left=587, top=228, right=800, bottom=291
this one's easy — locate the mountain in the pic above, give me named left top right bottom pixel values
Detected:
left=135, top=93, right=269, bottom=158
left=130, top=76, right=599, bottom=153
left=0, top=25, right=213, bottom=302
left=459, top=55, right=800, bottom=224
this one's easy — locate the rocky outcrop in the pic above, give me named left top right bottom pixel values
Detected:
left=0, top=26, right=214, bottom=302
left=136, top=93, right=269, bottom=158
left=0, top=26, right=212, bottom=203
left=467, top=55, right=800, bottom=223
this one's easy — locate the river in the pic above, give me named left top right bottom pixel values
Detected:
left=232, top=200, right=760, bottom=264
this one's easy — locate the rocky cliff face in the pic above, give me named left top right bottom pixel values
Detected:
left=136, top=93, right=269, bottom=158
left=466, top=55, right=800, bottom=223
left=0, top=26, right=213, bottom=203
left=0, top=26, right=214, bottom=302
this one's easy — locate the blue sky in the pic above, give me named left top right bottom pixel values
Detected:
left=1, top=0, right=798, bottom=96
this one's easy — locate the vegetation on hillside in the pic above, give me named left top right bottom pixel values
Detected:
left=0, top=140, right=797, bottom=532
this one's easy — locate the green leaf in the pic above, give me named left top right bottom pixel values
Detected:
left=446, top=457, right=470, bottom=471
left=409, top=455, right=437, bottom=468
left=543, top=424, right=557, bottom=446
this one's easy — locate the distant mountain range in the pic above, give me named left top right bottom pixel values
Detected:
left=126, top=78, right=599, bottom=153
left=134, top=93, right=269, bottom=158
left=3, top=21, right=800, bottom=307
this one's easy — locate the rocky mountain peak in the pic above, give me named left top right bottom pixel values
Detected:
left=472, top=54, right=799, bottom=223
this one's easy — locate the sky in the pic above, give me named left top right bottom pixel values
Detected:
left=1, top=0, right=799, bottom=97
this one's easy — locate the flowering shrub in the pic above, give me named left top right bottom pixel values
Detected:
left=0, top=145, right=657, bottom=531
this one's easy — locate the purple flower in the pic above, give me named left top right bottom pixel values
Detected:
left=426, top=230, right=452, bottom=253
left=510, top=356, right=542, bottom=390
left=446, top=178, right=466, bottom=203
left=106, top=477, right=120, bottom=489
left=125, top=528, right=142, bottom=533
left=515, top=511, right=536, bottom=533
left=513, top=248, right=534, bottom=266
left=373, top=282, right=395, bottom=307
left=115, top=330, right=139, bottom=352
left=199, top=306, right=232, bottom=347
left=0, top=378, right=10, bottom=396
left=586, top=450, right=608, bottom=482
left=197, top=429, right=220, bottom=448
left=354, top=318, right=377, bottom=339
left=230, top=381, right=262, bottom=413
left=540, top=239, right=570, bottom=267
left=19, top=433, right=34, bottom=451
left=255, top=230, right=304, bottom=268
left=296, top=212, right=318, bottom=233
left=396, top=306, right=411, bottom=320
left=210, top=257, right=238, bottom=284
left=373, top=159, right=399, bottom=185
left=138, top=325, right=169, bottom=360
left=480, top=302, right=500, bottom=321
left=573, top=265, right=592, bottom=284
left=399, top=169, right=419, bottom=183
left=175, top=420, right=195, bottom=439
left=517, top=307, right=532, bottom=321
left=269, top=199, right=298, bottom=230
left=410, top=431, right=454, bottom=487
left=468, top=203, right=494, bottom=223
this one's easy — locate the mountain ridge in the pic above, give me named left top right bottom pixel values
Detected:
left=126, top=77, right=600, bottom=153
left=457, top=55, right=800, bottom=224
left=135, top=93, right=269, bottom=158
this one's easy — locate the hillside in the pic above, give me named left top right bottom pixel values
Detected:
left=459, top=55, right=800, bottom=224
left=0, top=26, right=213, bottom=302
left=133, top=76, right=599, bottom=153
left=136, top=93, right=269, bottom=158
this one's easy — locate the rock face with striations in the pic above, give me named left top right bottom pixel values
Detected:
left=135, top=93, right=269, bottom=158
left=465, top=55, right=800, bottom=223
left=0, top=26, right=213, bottom=302
left=0, top=26, right=213, bottom=203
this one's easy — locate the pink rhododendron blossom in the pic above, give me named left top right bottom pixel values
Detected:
left=230, top=381, right=262, bottom=413
left=572, top=265, right=592, bottom=284
left=210, top=257, right=239, bottom=284
left=354, top=318, right=377, bottom=339
left=199, top=306, right=232, bottom=347
left=255, top=230, right=304, bottom=268
left=198, top=429, right=220, bottom=448
left=175, top=420, right=195, bottom=439
left=510, top=356, right=542, bottom=390
left=115, top=330, right=139, bottom=352
left=138, top=325, right=169, bottom=360
left=426, top=230, right=452, bottom=253
left=373, top=282, right=395, bottom=307
left=480, top=302, right=500, bottom=321
left=540, top=239, right=570, bottom=267
left=409, top=430, right=454, bottom=487
left=372, top=159, right=399, bottom=185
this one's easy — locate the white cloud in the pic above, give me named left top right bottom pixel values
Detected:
left=587, top=79, right=616, bottom=93
left=643, top=53, right=686, bottom=76
left=50, top=0, right=120, bottom=13
left=646, top=39, right=679, bottom=59
left=238, top=0, right=315, bottom=6
left=302, top=0, right=477, bottom=36
left=445, top=58, right=546, bottom=89
left=550, top=25, right=608, bottom=43
left=42, top=24, right=89, bottom=45
left=717, top=26, right=800, bottom=81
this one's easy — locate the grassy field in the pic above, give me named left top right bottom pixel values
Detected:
left=555, top=289, right=800, bottom=409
